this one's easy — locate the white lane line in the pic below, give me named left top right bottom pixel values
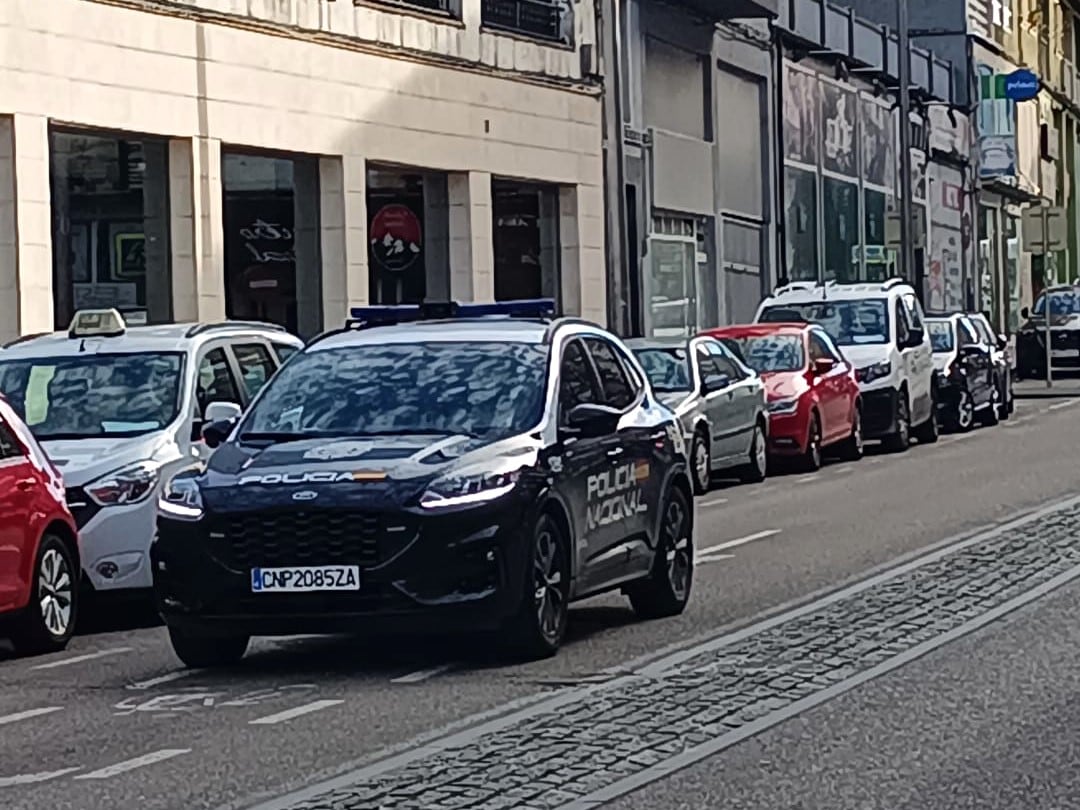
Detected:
left=73, top=749, right=190, bottom=780
left=795, top=474, right=817, bottom=483
left=32, top=647, right=132, bottom=670
left=696, top=497, right=728, bottom=509
left=391, top=664, right=456, bottom=684
left=0, top=706, right=63, bottom=726
left=694, top=553, right=734, bottom=566
left=126, top=670, right=200, bottom=690
left=0, top=767, right=83, bottom=787
left=249, top=699, right=344, bottom=725
left=1048, top=399, right=1080, bottom=411
left=701, top=528, right=781, bottom=554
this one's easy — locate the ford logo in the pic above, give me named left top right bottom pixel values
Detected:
left=291, top=490, right=318, bottom=502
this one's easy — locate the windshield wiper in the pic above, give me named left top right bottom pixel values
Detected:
left=237, top=431, right=326, bottom=446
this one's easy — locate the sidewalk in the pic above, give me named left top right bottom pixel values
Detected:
left=1014, top=374, right=1080, bottom=399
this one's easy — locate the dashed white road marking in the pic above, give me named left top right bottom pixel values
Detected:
left=391, top=664, right=456, bottom=684
left=126, top=670, right=200, bottom=690
left=0, top=767, right=83, bottom=787
left=694, top=552, right=734, bottom=566
left=1048, top=399, right=1080, bottom=411
left=831, top=465, right=854, bottom=474
left=697, top=497, right=728, bottom=509
left=249, top=699, right=344, bottom=725
left=32, top=647, right=132, bottom=670
left=0, top=706, right=62, bottom=726
left=73, top=749, right=190, bottom=780
left=702, top=529, right=781, bottom=554
left=795, top=474, right=818, bottom=483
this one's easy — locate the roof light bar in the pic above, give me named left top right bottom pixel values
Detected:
left=347, top=298, right=557, bottom=327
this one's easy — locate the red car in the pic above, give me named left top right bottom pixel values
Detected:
left=0, top=395, right=80, bottom=653
left=704, top=323, right=863, bottom=470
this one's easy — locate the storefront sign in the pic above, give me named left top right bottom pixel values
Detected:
left=370, top=204, right=422, bottom=272
left=976, top=64, right=1017, bottom=180
left=1003, top=68, right=1040, bottom=102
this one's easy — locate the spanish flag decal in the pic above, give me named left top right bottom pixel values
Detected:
left=351, top=470, right=387, bottom=482
left=634, top=460, right=650, bottom=482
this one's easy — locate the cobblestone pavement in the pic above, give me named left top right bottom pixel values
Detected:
left=279, top=499, right=1080, bottom=810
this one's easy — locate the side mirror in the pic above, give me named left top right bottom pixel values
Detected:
left=562, top=403, right=622, bottom=439
left=702, top=373, right=732, bottom=393
left=1021, top=306, right=1030, bottom=319
left=200, top=401, right=242, bottom=449
left=812, top=357, right=835, bottom=376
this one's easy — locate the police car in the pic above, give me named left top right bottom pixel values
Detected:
left=153, top=300, right=695, bottom=666
left=0, top=309, right=303, bottom=598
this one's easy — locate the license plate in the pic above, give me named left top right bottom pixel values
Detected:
left=250, top=566, right=360, bottom=593
left=1050, top=348, right=1078, bottom=358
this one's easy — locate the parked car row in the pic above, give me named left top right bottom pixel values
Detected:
left=0, top=284, right=1019, bottom=661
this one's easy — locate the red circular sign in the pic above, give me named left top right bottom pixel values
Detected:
left=370, top=204, right=422, bottom=273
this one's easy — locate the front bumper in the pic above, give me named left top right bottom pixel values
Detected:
left=1016, top=329, right=1080, bottom=370
left=65, top=487, right=155, bottom=591
left=860, top=386, right=900, bottom=438
left=152, top=496, right=535, bottom=637
left=767, top=408, right=808, bottom=455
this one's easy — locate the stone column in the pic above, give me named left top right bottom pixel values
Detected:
left=342, top=154, right=370, bottom=311
left=448, top=171, right=493, bottom=302
left=6, top=115, right=53, bottom=337
left=0, top=118, right=17, bottom=344
left=559, top=183, right=606, bottom=324
left=293, top=156, right=322, bottom=338
left=192, top=137, right=226, bottom=321
left=169, top=139, right=199, bottom=324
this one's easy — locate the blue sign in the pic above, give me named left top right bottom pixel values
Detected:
left=1003, top=69, right=1040, bottom=102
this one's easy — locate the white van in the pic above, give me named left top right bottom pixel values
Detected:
left=754, top=279, right=937, bottom=451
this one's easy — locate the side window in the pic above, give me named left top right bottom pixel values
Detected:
left=972, top=318, right=995, bottom=345
left=558, top=339, right=601, bottom=420
left=196, top=348, right=242, bottom=414
left=814, top=330, right=845, bottom=362
left=957, top=319, right=979, bottom=346
left=582, top=337, right=635, bottom=410
left=695, top=346, right=722, bottom=382
left=0, top=419, right=24, bottom=460
left=708, top=340, right=748, bottom=379
left=894, top=300, right=911, bottom=344
left=903, top=293, right=925, bottom=330
left=272, top=342, right=300, bottom=364
left=232, top=343, right=278, bottom=399
left=808, top=333, right=830, bottom=361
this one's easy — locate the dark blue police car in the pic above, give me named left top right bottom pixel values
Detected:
left=153, top=300, right=695, bottom=666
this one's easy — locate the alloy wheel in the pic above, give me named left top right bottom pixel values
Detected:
left=957, top=390, right=974, bottom=430
left=533, top=527, right=565, bottom=644
left=852, top=411, right=864, bottom=454
left=39, top=548, right=73, bottom=638
left=808, top=420, right=822, bottom=469
left=693, top=434, right=710, bottom=493
left=753, top=425, right=767, bottom=475
left=664, top=498, right=692, bottom=602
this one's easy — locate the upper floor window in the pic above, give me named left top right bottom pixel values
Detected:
left=991, top=0, right=1013, bottom=32
left=376, top=0, right=456, bottom=13
left=481, top=0, right=572, bottom=44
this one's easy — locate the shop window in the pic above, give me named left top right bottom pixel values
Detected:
left=49, top=130, right=171, bottom=328
left=222, top=151, right=322, bottom=337
left=646, top=217, right=697, bottom=337
left=862, top=189, right=897, bottom=282
left=492, top=179, right=559, bottom=303
left=367, top=165, right=449, bottom=305
left=481, top=0, right=571, bottom=44
left=784, top=167, right=818, bottom=282
left=823, top=178, right=858, bottom=283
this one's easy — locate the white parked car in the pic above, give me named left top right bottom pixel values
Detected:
left=0, top=309, right=303, bottom=597
left=754, top=278, right=938, bottom=451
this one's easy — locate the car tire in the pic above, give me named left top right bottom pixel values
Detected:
left=837, top=405, right=864, bottom=461
left=504, top=512, right=570, bottom=660
left=737, top=420, right=768, bottom=484
left=997, top=377, right=1011, bottom=421
left=690, top=429, right=711, bottom=496
left=979, top=389, right=1000, bottom=427
left=801, top=413, right=823, bottom=472
left=948, top=388, right=975, bottom=432
left=882, top=390, right=911, bottom=453
left=168, top=626, right=249, bottom=668
left=628, top=485, right=693, bottom=620
left=10, top=533, right=79, bottom=655
left=913, top=394, right=939, bottom=445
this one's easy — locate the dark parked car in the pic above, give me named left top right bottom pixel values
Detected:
left=1015, top=284, right=1080, bottom=379
left=966, top=311, right=1013, bottom=420
left=926, top=314, right=999, bottom=432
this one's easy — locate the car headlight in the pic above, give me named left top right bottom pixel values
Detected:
left=767, top=397, right=799, bottom=414
left=86, top=461, right=161, bottom=507
left=857, top=361, right=892, bottom=384
left=157, top=472, right=205, bottom=521
left=420, top=459, right=526, bottom=510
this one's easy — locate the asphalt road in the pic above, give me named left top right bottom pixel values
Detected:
left=1, top=387, right=1079, bottom=810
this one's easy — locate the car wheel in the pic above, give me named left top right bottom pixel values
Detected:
left=628, top=485, right=693, bottom=619
left=802, top=413, right=823, bottom=472
left=998, top=378, right=1011, bottom=420
left=168, top=626, right=249, bottom=668
left=952, top=388, right=975, bottom=432
left=882, top=391, right=911, bottom=452
left=738, top=421, right=768, bottom=483
left=690, top=429, right=711, bottom=495
left=913, top=394, right=940, bottom=445
left=837, top=405, right=864, bottom=461
left=10, top=534, right=79, bottom=655
left=505, top=512, right=570, bottom=660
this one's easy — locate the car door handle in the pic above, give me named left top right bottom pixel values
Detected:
left=607, top=447, right=624, bottom=458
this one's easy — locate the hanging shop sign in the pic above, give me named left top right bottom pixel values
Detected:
left=370, top=203, right=422, bottom=273
left=1003, top=68, right=1040, bottom=102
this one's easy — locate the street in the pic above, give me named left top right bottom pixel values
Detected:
left=1, top=386, right=1079, bottom=810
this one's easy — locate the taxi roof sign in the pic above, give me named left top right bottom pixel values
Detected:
left=68, top=308, right=127, bottom=339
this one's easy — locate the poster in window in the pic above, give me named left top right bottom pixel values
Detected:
left=860, top=97, right=896, bottom=190
left=369, top=204, right=422, bottom=273
left=821, top=82, right=857, bottom=176
left=108, top=224, right=145, bottom=280
left=783, top=64, right=819, bottom=166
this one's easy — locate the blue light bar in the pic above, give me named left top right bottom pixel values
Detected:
left=348, top=298, right=556, bottom=327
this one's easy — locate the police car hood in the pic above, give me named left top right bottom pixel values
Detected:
left=40, top=433, right=167, bottom=487
left=200, top=434, right=530, bottom=510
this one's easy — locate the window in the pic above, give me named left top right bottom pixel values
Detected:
left=718, top=334, right=803, bottom=373
left=583, top=338, right=635, bottom=410
left=958, top=318, right=979, bottom=347
left=823, top=178, right=859, bottom=282
left=233, top=343, right=278, bottom=399
left=895, top=300, right=911, bottom=345
left=759, top=299, right=890, bottom=346
left=784, top=168, right=818, bottom=282
left=559, top=340, right=600, bottom=417
left=970, top=317, right=996, bottom=346
left=695, top=346, right=722, bottom=382
left=272, top=342, right=300, bottom=364
left=902, top=293, right=925, bottom=330
left=481, top=0, right=569, bottom=43
left=808, top=332, right=832, bottom=362
left=927, top=320, right=954, bottom=353
left=706, top=340, right=748, bottom=378
left=634, top=347, right=693, bottom=393
left=492, top=179, right=560, bottom=303
left=814, top=330, right=846, bottom=362
left=197, top=349, right=242, bottom=414
left=0, top=420, right=22, bottom=459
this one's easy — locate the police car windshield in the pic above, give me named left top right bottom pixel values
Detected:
left=0, top=352, right=184, bottom=439
left=633, top=348, right=692, bottom=392
left=926, top=320, right=954, bottom=353
left=1033, top=289, right=1080, bottom=316
left=241, top=341, right=548, bottom=441
left=760, top=299, right=889, bottom=346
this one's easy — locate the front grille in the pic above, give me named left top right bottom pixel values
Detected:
left=209, top=510, right=391, bottom=569
left=1052, top=330, right=1080, bottom=349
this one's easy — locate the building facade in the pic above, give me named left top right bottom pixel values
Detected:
left=0, top=0, right=605, bottom=342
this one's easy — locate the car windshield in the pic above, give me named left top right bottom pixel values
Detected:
left=1033, top=289, right=1080, bottom=316
left=927, top=320, right=954, bottom=353
left=239, top=342, right=548, bottom=441
left=760, top=299, right=890, bottom=346
left=718, top=335, right=804, bottom=373
left=0, top=352, right=184, bottom=439
left=633, top=348, right=693, bottom=392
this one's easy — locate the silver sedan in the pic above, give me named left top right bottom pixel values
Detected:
left=627, top=336, right=769, bottom=494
